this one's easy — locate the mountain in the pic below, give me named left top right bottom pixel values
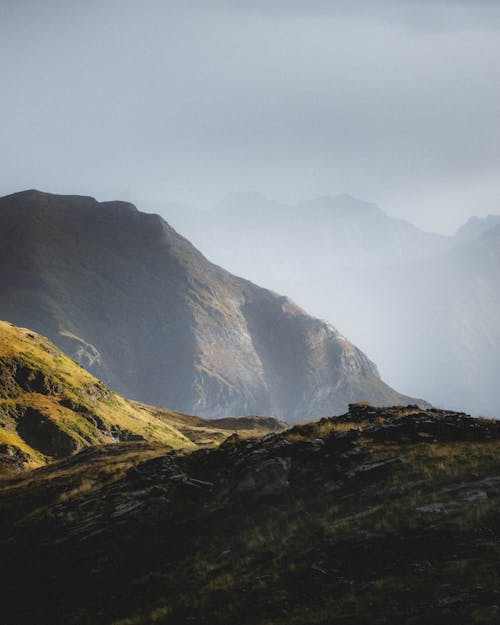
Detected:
left=0, top=321, right=285, bottom=472
left=160, top=192, right=500, bottom=416
left=374, top=225, right=500, bottom=415
left=160, top=192, right=452, bottom=291
left=293, top=225, right=500, bottom=416
left=455, top=213, right=500, bottom=243
left=2, top=403, right=500, bottom=625
left=0, top=190, right=424, bottom=422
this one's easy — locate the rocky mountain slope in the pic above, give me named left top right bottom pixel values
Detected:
left=2, top=403, right=500, bottom=625
left=0, top=190, right=423, bottom=421
left=0, top=321, right=284, bottom=472
left=162, top=191, right=500, bottom=416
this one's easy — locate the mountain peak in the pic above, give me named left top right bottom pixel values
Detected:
left=0, top=189, right=425, bottom=421
left=6, top=188, right=99, bottom=205
left=455, top=213, right=500, bottom=243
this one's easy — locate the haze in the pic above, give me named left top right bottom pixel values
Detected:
left=1, top=0, right=500, bottom=233
left=1, top=1, right=500, bottom=416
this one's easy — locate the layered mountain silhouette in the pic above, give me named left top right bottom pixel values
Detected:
left=276, top=223, right=500, bottom=417
left=328, top=224, right=500, bottom=417
left=159, top=192, right=452, bottom=291
left=455, top=214, right=500, bottom=244
left=164, top=192, right=500, bottom=416
left=0, top=190, right=424, bottom=422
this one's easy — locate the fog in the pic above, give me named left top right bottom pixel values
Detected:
left=1, top=1, right=500, bottom=232
left=159, top=192, right=500, bottom=417
left=1, top=1, right=500, bottom=415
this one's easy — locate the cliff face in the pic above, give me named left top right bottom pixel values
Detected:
left=0, top=190, right=425, bottom=421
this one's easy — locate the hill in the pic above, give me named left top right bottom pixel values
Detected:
left=0, top=321, right=284, bottom=472
left=0, top=189, right=424, bottom=421
left=1, top=403, right=500, bottom=624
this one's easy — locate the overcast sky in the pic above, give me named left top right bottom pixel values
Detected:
left=1, top=0, right=499, bottom=233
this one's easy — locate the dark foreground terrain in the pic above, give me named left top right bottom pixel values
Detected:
left=2, top=404, right=500, bottom=625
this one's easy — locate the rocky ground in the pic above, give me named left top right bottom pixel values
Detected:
left=2, top=404, right=500, bottom=624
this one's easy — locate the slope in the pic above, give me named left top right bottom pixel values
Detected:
left=1, top=404, right=500, bottom=625
left=160, top=192, right=452, bottom=292
left=0, top=321, right=285, bottom=472
left=0, top=190, right=424, bottom=421
left=295, top=225, right=500, bottom=415
left=0, top=321, right=196, bottom=470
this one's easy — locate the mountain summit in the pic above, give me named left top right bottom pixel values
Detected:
left=0, top=190, right=424, bottom=421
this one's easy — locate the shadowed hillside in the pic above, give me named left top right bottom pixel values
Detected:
left=0, top=190, right=425, bottom=421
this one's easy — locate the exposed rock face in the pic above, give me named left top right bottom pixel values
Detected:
left=0, top=190, right=425, bottom=421
left=163, top=192, right=500, bottom=418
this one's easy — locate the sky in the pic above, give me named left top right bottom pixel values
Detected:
left=1, top=0, right=500, bottom=233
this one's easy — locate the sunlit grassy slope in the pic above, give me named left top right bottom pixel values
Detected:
left=0, top=321, right=196, bottom=469
left=0, top=321, right=285, bottom=472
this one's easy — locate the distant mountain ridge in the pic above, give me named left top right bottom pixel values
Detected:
left=0, top=190, right=425, bottom=422
left=158, top=192, right=453, bottom=291
left=455, top=214, right=500, bottom=243
left=160, top=191, right=500, bottom=282
left=154, top=191, right=500, bottom=417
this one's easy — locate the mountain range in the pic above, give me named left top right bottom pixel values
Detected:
left=160, top=192, right=500, bottom=416
left=156, top=192, right=453, bottom=288
left=0, top=190, right=423, bottom=422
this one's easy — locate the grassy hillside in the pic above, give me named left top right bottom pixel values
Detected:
left=1, top=403, right=499, bottom=624
left=0, top=321, right=195, bottom=470
left=0, top=322, right=284, bottom=472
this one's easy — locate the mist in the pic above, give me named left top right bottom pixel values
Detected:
left=1, top=0, right=500, bottom=233
left=156, top=192, right=500, bottom=417
left=1, top=1, right=499, bottom=415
